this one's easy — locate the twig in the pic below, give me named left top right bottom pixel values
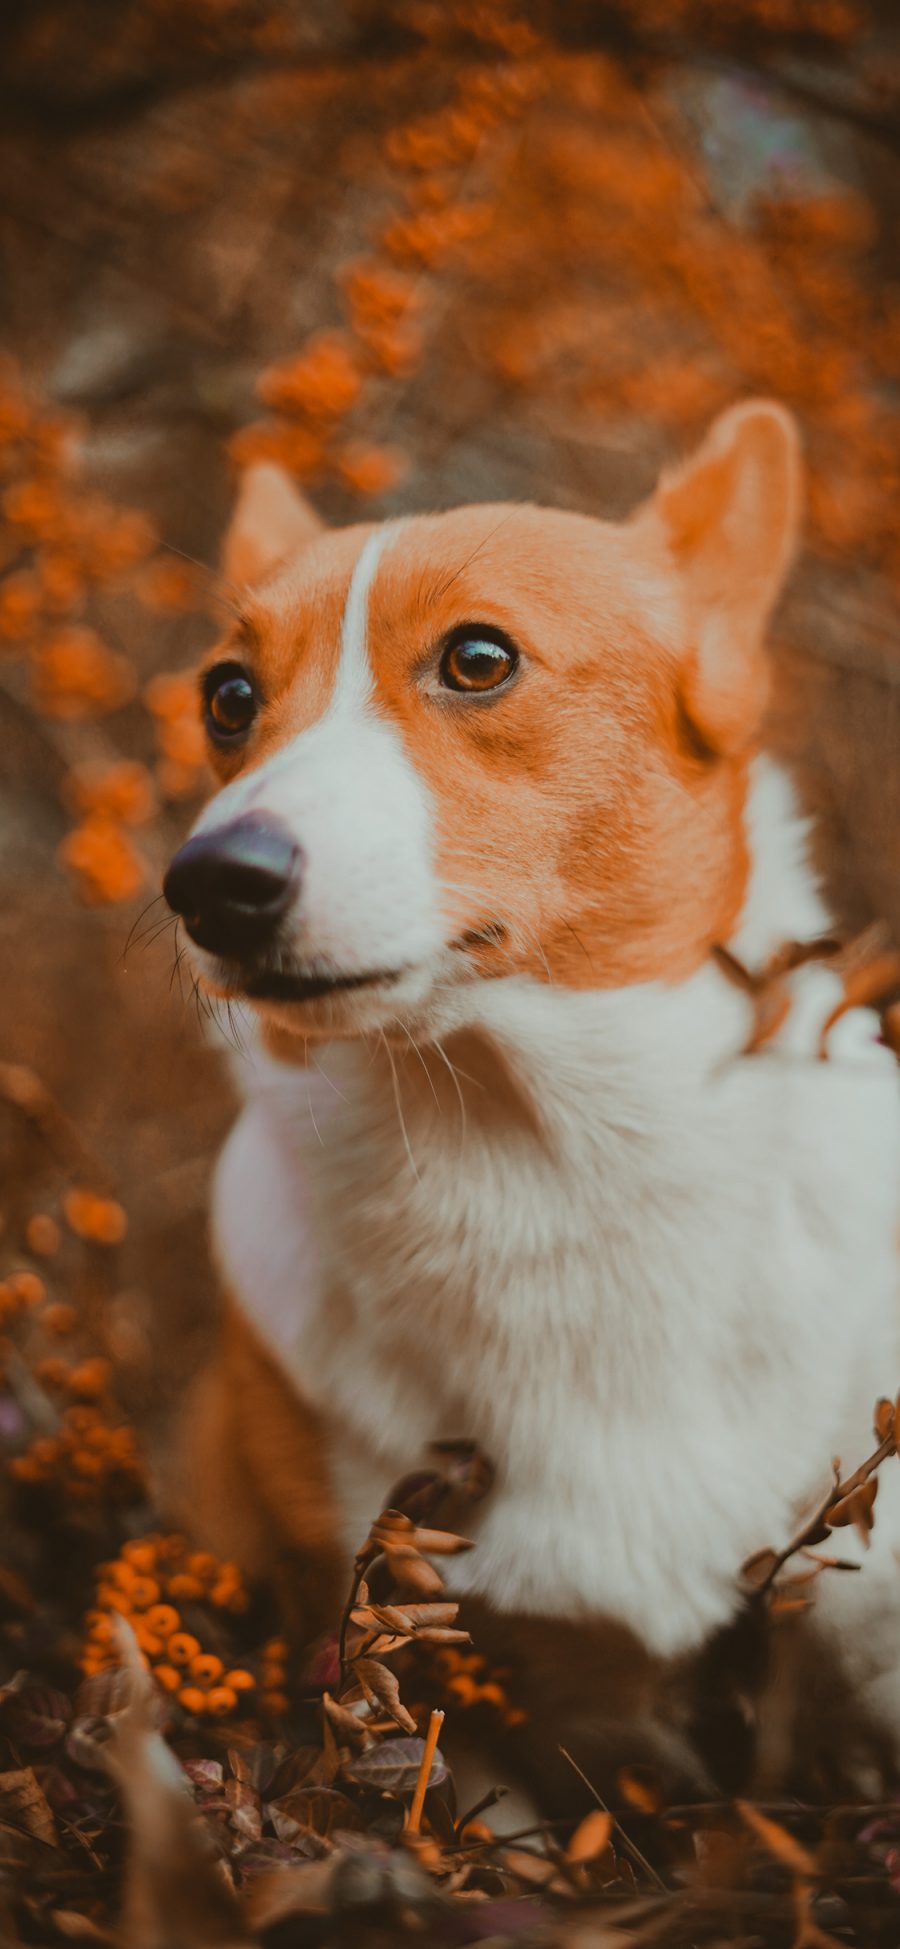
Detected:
left=407, top=1708, right=444, bottom=1836
left=558, top=1745, right=667, bottom=1892
left=337, top=1544, right=378, bottom=1686
left=743, top=1410, right=899, bottom=1599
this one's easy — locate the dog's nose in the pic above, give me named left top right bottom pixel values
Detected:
left=163, top=815, right=301, bottom=959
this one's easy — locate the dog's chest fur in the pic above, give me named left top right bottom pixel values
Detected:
left=213, top=761, right=900, bottom=1659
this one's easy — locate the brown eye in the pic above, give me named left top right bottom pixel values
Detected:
left=203, top=662, right=258, bottom=742
left=440, top=633, right=518, bottom=694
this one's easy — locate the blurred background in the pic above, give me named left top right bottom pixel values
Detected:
left=2, top=0, right=899, bottom=1441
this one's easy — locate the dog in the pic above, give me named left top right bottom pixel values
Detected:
left=163, top=401, right=900, bottom=1798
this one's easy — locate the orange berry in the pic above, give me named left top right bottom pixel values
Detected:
left=210, top=1574, right=246, bottom=1610
left=128, top=1576, right=160, bottom=1610
left=260, top=1662, right=286, bottom=1689
left=447, top=1674, right=479, bottom=1704
left=64, top=759, right=156, bottom=828
left=10, top=1270, right=45, bottom=1307
left=478, top=1682, right=506, bottom=1708
left=334, top=442, right=406, bottom=497
left=0, top=569, right=42, bottom=639
left=64, top=1406, right=98, bottom=1436
left=43, top=1302, right=77, bottom=1336
left=85, top=1612, right=114, bottom=1643
left=185, top=1551, right=217, bottom=1580
left=166, top=1573, right=204, bottom=1601
left=63, top=1189, right=127, bottom=1244
left=133, top=1627, right=163, bottom=1659
left=134, top=558, right=206, bottom=614
left=89, top=1198, right=128, bottom=1244
left=66, top=1358, right=111, bottom=1400
left=87, top=1420, right=116, bottom=1452
left=32, top=629, right=135, bottom=720
left=177, top=1687, right=207, bottom=1715
left=224, top=1669, right=256, bottom=1693
left=35, top=1357, right=70, bottom=1389
left=167, top=1632, right=201, bottom=1666
left=189, top=1653, right=223, bottom=1686
left=261, top=1690, right=290, bottom=1715
left=153, top=1664, right=181, bottom=1693
left=25, top=1214, right=61, bottom=1257
left=206, top=1686, right=237, bottom=1717
left=108, top=1560, right=137, bottom=1589
left=122, top=1540, right=157, bottom=1572
left=145, top=1603, right=179, bottom=1637
left=143, top=673, right=196, bottom=720
left=264, top=1638, right=289, bottom=1660
left=97, top=1589, right=131, bottom=1616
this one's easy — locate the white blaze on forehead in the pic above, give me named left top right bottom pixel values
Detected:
left=193, top=520, right=404, bottom=829
left=332, top=522, right=402, bottom=713
left=187, top=512, right=442, bottom=975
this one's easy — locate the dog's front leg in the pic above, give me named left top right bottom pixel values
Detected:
left=162, top=1296, right=345, bottom=1647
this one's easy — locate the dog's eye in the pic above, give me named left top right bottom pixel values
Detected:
left=440, top=632, right=518, bottom=693
left=203, top=662, right=258, bottom=742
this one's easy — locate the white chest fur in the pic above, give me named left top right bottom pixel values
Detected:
left=212, top=762, right=900, bottom=1660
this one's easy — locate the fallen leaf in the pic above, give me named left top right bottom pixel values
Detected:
left=0, top=1767, right=57, bottom=1846
left=266, top=1786, right=360, bottom=1843
left=736, top=1800, right=817, bottom=1876
left=567, top=1808, right=614, bottom=1864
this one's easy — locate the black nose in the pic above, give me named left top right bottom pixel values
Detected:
left=163, top=815, right=301, bottom=960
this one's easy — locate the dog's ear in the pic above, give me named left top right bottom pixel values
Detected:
left=223, top=463, right=324, bottom=587
left=635, top=400, right=801, bottom=754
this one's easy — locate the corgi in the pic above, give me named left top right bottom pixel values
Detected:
left=163, top=401, right=900, bottom=1793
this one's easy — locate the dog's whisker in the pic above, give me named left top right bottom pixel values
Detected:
left=399, top=1022, right=442, bottom=1114
left=137, top=914, right=179, bottom=954
left=431, top=1037, right=469, bottom=1146
left=305, top=1075, right=325, bottom=1148
left=168, top=926, right=189, bottom=999
left=380, top=1029, right=420, bottom=1182
left=122, top=893, right=167, bottom=962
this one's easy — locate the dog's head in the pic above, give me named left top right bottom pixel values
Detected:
left=164, top=400, right=800, bottom=1042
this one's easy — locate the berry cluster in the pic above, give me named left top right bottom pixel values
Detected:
left=81, top=1536, right=290, bottom=1720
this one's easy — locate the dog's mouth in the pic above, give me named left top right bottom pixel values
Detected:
left=238, top=964, right=406, bottom=1005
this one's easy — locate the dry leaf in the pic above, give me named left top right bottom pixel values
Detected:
left=410, top=1526, right=475, bottom=1555
left=354, top=1658, right=416, bottom=1734
left=567, top=1809, right=614, bottom=1865
left=827, top=1476, right=878, bottom=1543
left=617, top=1768, right=663, bottom=1816
left=382, top=1545, right=445, bottom=1597
left=736, top=1800, right=817, bottom=1876
left=322, top=1693, right=371, bottom=1747
left=874, top=1397, right=895, bottom=1442
left=0, top=1767, right=57, bottom=1847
